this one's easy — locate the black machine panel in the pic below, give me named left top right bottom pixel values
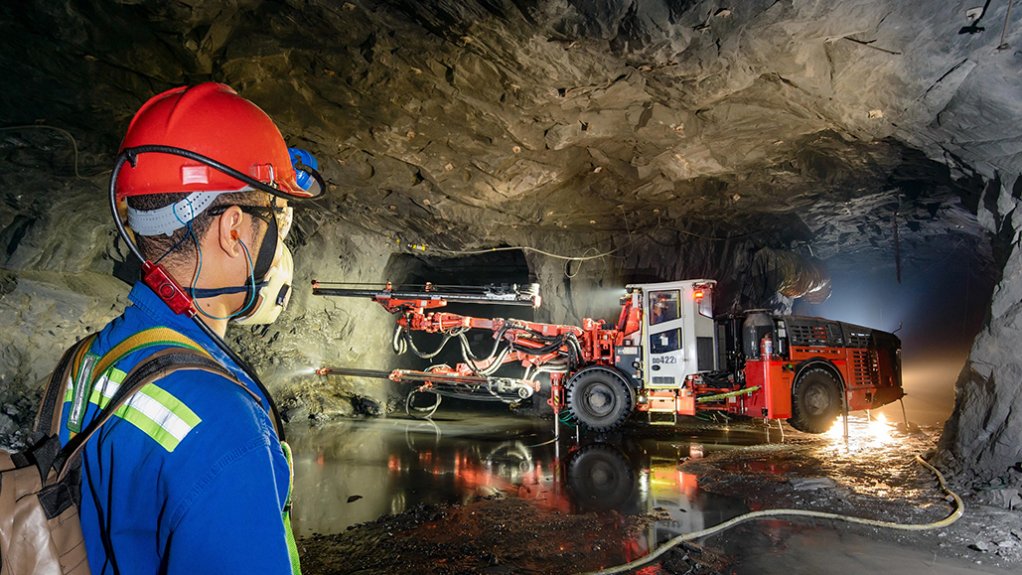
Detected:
left=697, top=336, right=715, bottom=371
left=614, top=345, right=642, bottom=385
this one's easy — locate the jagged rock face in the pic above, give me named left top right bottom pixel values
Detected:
left=0, top=1, right=1020, bottom=495
left=936, top=174, right=1022, bottom=507
left=0, top=1, right=1007, bottom=257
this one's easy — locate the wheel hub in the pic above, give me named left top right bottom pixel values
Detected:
left=585, top=383, right=614, bottom=415
left=566, top=369, right=634, bottom=432
left=805, top=384, right=830, bottom=414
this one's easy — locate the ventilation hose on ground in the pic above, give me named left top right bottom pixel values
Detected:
left=579, top=455, right=963, bottom=575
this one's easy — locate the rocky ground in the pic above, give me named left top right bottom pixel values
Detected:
left=298, top=418, right=1022, bottom=575
left=689, top=422, right=1022, bottom=572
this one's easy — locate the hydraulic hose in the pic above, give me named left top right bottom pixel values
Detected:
left=461, top=339, right=511, bottom=376
left=578, top=455, right=963, bottom=575
left=402, top=329, right=454, bottom=360
left=405, top=388, right=441, bottom=418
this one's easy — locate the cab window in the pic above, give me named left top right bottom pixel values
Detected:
left=696, top=286, right=713, bottom=318
left=649, top=290, right=680, bottom=325
left=651, top=328, right=682, bottom=354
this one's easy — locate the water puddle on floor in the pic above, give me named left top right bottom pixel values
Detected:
left=287, top=412, right=765, bottom=556
left=291, top=413, right=1018, bottom=575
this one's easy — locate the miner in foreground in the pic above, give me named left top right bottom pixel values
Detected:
left=49, top=82, right=324, bottom=573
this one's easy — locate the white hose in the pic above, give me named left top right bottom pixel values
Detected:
left=579, top=455, right=963, bottom=575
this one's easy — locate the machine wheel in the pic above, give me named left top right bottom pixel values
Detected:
left=788, top=368, right=843, bottom=433
left=567, top=444, right=635, bottom=513
left=565, top=367, right=634, bottom=432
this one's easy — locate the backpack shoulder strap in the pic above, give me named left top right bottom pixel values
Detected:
left=90, top=326, right=282, bottom=437
left=51, top=348, right=258, bottom=483
left=35, top=334, right=98, bottom=435
left=90, top=326, right=213, bottom=379
left=42, top=327, right=212, bottom=438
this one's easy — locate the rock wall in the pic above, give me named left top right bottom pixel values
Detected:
left=0, top=165, right=408, bottom=443
left=937, top=174, right=1022, bottom=507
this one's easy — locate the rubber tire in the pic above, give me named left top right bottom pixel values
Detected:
left=567, top=444, right=635, bottom=513
left=565, top=367, right=634, bottom=432
left=788, top=368, right=842, bottom=433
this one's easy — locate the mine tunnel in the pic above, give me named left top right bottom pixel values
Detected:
left=1, top=1, right=1020, bottom=574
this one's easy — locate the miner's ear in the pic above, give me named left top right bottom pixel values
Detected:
left=215, top=205, right=247, bottom=257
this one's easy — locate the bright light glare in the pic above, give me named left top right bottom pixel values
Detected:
left=825, top=412, right=898, bottom=448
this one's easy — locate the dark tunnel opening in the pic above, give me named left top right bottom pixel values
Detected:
left=796, top=242, right=996, bottom=426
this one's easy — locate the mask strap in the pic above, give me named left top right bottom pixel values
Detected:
left=190, top=282, right=266, bottom=298
left=251, top=204, right=279, bottom=280
left=189, top=222, right=259, bottom=321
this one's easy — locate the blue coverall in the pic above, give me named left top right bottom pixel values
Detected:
left=58, top=282, right=297, bottom=574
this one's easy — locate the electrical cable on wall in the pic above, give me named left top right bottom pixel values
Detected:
left=577, top=454, right=963, bottom=575
left=407, top=206, right=750, bottom=281
left=998, top=0, right=1015, bottom=49
left=414, top=243, right=624, bottom=280
left=0, top=125, right=108, bottom=180
left=564, top=247, right=601, bottom=278
left=428, top=244, right=619, bottom=261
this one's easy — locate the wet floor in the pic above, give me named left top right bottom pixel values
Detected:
left=289, top=413, right=1020, bottom=574
left=722, top=525, right=1021, bottom=575
left=287, top=412, right=753, bottom=548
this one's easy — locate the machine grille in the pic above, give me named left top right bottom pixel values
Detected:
left=850, top=349, right=877, bottom=386
left=844, top=329, right=872, bottom=348
left=787, top=319, right=841, bottom=346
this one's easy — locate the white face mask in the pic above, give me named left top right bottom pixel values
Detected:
left=233, top=238, right=294, bottom=325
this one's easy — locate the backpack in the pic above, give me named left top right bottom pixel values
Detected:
left=0, top=328, right=287, bottom=575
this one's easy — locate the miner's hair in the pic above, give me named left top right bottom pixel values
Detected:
left=127, top=191, right=260, bottom=266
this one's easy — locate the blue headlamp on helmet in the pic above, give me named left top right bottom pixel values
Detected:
left=288, top=147, right=320, bottom=193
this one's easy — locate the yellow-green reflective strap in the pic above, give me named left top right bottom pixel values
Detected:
left=64, top=367, right=202, bottom=452
left=281, top=441, right=302, bottom=575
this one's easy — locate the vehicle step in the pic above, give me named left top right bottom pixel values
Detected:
left=646, top=410, right=677, bottom=426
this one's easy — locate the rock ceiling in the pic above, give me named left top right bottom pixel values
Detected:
left=3, top=0, right=1018, bottom=276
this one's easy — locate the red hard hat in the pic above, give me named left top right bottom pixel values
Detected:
left=115, top=83, right=312, bottom=200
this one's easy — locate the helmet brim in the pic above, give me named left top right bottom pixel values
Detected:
left=116, top=145, right=326, bottom=202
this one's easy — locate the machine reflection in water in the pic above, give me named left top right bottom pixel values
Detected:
left=287, top=415, right=748, bottom=558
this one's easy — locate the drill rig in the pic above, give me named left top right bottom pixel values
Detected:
left=312, top=279, right=904, bottom=433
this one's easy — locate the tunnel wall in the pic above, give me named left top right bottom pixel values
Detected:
left=936, top=174, right=1022, bottom=507
left=0, top=180, right=405, bottom=443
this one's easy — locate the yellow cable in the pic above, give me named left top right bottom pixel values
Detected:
left=579, top=455, right=964, bottom=575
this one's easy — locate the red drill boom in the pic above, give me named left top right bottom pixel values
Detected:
left=311, top=280, right=638, bottom=413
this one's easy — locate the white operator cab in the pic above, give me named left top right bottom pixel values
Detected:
left=625, top=279, right=718, bottom=389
